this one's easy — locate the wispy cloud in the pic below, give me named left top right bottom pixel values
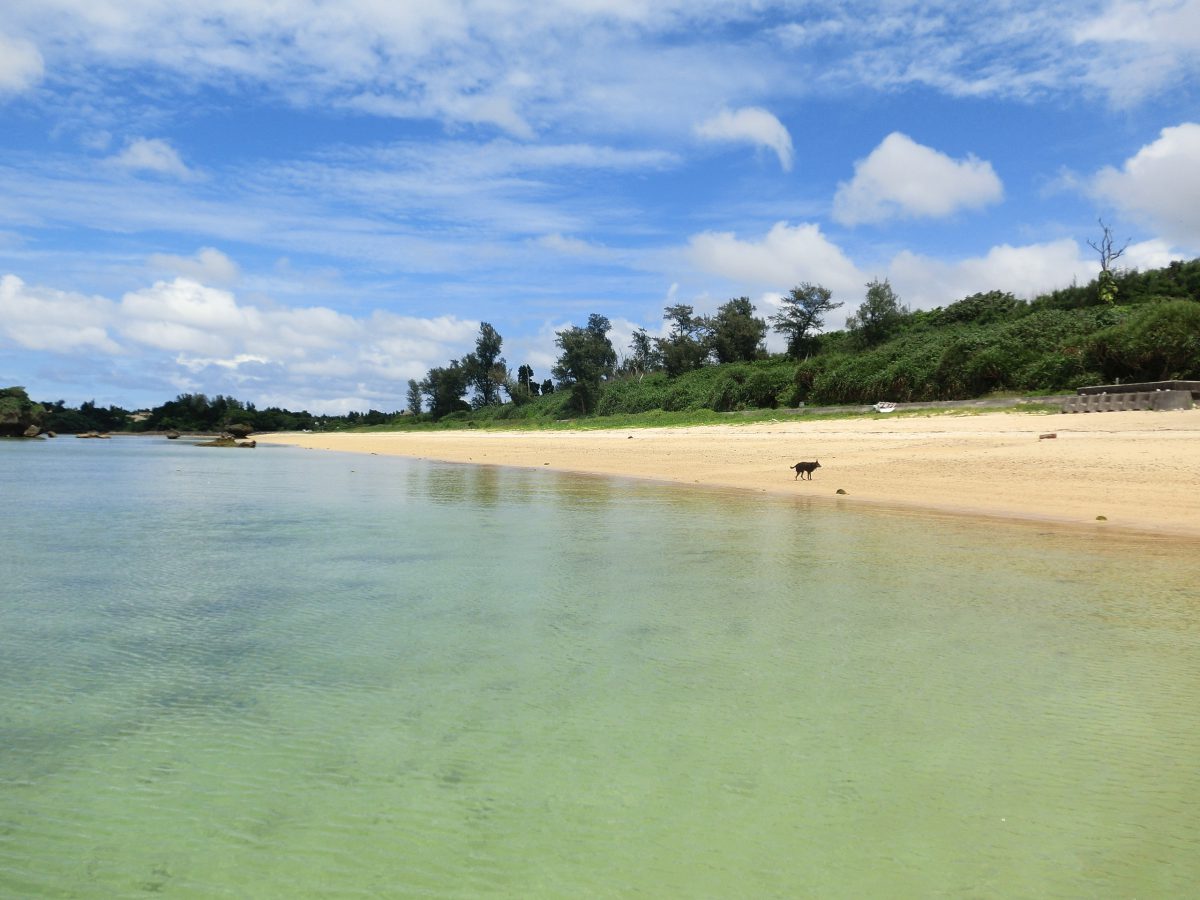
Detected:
left=147, top=247, right=240, bottom=285
left=0, top=32, right=42, bottom=93
left=109, top=138, right=194, bottom=178
left=695, top=107, right=794, bottom=171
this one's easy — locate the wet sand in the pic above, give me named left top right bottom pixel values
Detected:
left=259, top=408, right=1200, bottom=538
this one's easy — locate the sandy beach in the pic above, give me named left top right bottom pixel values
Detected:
left=259, top=408, right=1200, bottom=539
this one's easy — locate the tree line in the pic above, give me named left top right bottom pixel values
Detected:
left=408, top=281, right=877, bottom=418
left=7, top=391, right=397, bottom=436
left=409, top=256, right=1200, bottom=422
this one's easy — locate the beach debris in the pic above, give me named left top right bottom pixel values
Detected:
left=1039, top=432, right=1057, bottom=440
left=1095, top=515, right=1107, bottom=521
left=836, top=488, right=848, bottom=495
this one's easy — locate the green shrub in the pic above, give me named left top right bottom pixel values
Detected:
left=1086, top=300, right=1200, bottom=381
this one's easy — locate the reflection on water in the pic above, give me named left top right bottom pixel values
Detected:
left=1, top=437, right=1199, bottom=897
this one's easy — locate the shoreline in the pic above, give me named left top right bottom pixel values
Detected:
left=258, top=408, right=1200, bottom=540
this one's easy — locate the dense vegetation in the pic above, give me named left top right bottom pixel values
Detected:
left=10, top=257, right=1199, bottom=434
left=408, top=257, right=1200, bottom=425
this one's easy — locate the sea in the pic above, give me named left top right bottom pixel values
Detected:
left=1, top=435, right=1198, bottom=898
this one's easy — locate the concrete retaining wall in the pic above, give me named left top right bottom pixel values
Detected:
left=1061, top=390, right=1195, bottom=413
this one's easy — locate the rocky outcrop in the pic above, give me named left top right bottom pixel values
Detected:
left=165, top=430, right=181, bottom=439
left=227, top=423, right=254, bottom=439
left=196, top=436, right=256, bottom=448
left=0, top=386, right=45, bottom=437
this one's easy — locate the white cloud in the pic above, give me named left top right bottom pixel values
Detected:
left=1122, top=238, right=1185, bottom=271
left=1073, top=1, right=1200, bottom=104
left=176, top=353, right=269, bottom=373
left=120, top=279, right=260, bottom=351
left=1074, top=0, right=1200, bottom=46
left=148, top=247, right=240, bottom=285
left=1091, top=122, right=1200, bottom=251
left=0, top=33, right=43, bottom=93
left=109, top=138, right=193, bottom=178
left=833, top=132, right=1003, bottom=225
left=0, top=271, right=482, bottom=409
left=0, top=274, right=120, bottom=352
left=534, top=232, right=616, bottom=261
left=695, top=107, right=794, bottom=171
left=887, top=239, right=1097, bottom=309
left=686, top=221, right=865, bottom=297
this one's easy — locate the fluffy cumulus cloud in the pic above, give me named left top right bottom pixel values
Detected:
left=109, top=138, right=193, bottom=178
left=0, top=274, right=119, bottom=352
left=695, top=107, right=794, bottom=171
left=686, top=221, right=865, bottom=296
left=1091, top=122, right=1200, bottom=251
left=0, top=32, right=43, bottom=93
left=887, top=239, right=1097, bottom=309
left=833, top=132, right=1003, bottom=225
left=120, top=279, right=261, bottom=355
left=0, top=272, right=481, bottom=412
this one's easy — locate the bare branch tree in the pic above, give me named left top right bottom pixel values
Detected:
left=1088, top=219, right=1130, bottom=304
left=1087, top=218, right=1129, bottom=274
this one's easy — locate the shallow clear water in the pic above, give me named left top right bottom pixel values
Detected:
left=2, top=436, right=1199, bottom=898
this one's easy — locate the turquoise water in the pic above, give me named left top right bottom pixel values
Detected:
left=2, top=436, right=1199, bottom=898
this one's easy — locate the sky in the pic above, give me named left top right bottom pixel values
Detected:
left=1, top=0, right=1198, bottom=414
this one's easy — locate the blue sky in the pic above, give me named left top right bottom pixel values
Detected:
left=1, top=0, right=1198, bottom=413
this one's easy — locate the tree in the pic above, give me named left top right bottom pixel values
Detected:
left=505, top=364, right=538, bottom=405
left=846, top=279, right=907, bottom=348
left=552, top=313, right=617, bottom=413
left=515, top=364, right=540, bottom=396
left=464, top=322, right=506, bottom=407
left=405, top=379, right=423, bottom=415
left=708, top=296, right=767, bottom=363
left=421, top=360, right=470, bottom=419
left=656, top=303, right=709, bottom=376
left=1088, top=219, right=1129, bottom=305
left=622, top=327, right=662, bottom=380
left=770, top=283, right=843, bottom=358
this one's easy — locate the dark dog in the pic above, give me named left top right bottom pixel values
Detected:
left=791, top=460, right=821, bottom=480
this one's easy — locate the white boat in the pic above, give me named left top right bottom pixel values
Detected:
left=873, top=401, right=897, bottom=413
